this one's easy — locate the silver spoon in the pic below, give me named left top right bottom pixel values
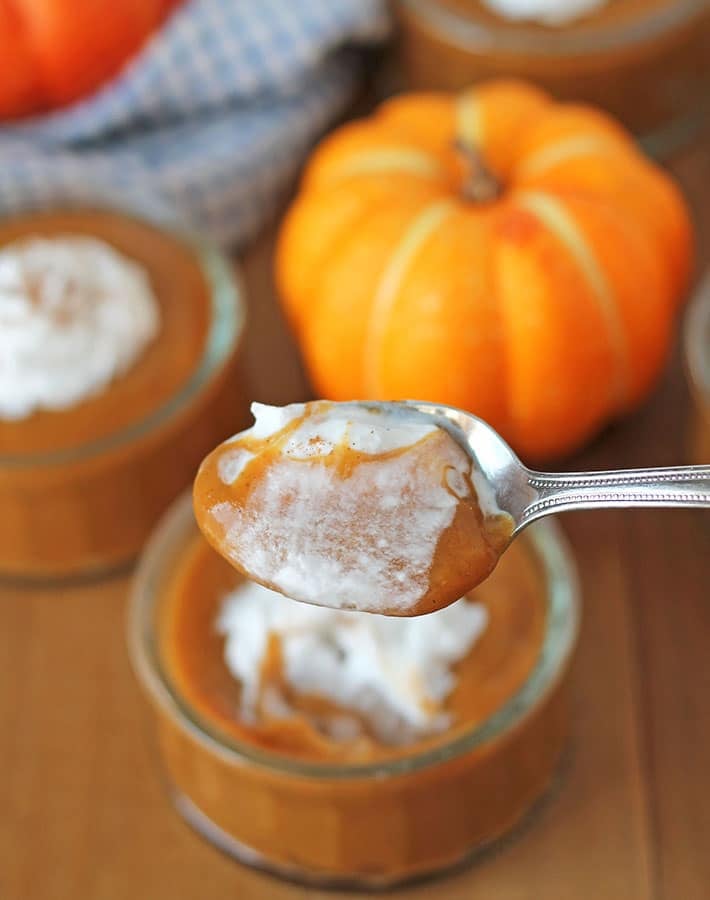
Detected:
left=394, top=400, right=710, bottom=535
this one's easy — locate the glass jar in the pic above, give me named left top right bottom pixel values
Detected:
left=128, top=491, right=581, bottom=889
left=395, top=0, right=710, bottom=155
left=684, top=271, right=710, bottom=464
left=0, top=189, right=247, bottom=580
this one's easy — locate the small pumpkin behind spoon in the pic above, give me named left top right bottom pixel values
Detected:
left=276, top=79, right=693, bottom=461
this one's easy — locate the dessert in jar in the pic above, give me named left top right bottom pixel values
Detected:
left=0, top=206, right=246, bottom=579
left=395, top=0, right=710, bottom=151
left=129, top=402, right=580, bottom=888
left=684, top=272, right=710, bottom=464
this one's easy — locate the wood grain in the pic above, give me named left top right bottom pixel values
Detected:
left=0, top=135, right=708, bottom=900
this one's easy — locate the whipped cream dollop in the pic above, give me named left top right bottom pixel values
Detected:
left=202, top=401, right=482, bottom=614
left=217, top=579, right=488, bottom=744
left=482, top=0, right=608, bottom=25
left=0, top=236, right=160, bottom=420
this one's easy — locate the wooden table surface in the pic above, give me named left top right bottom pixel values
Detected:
left=1, top=135, right=708, bottom=900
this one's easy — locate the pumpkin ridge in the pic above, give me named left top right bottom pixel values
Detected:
left=365, top=199, right=458, bottom=395
left=317, top=148, right=445, bottom=183
left=290, top=188, right=423, bottom=333
left=533, top=159, right=693, bottom=303
left=518, top=135, right=635, bottom=179
left=516, top=190, right=629, bottom=410
left=455, top=91, right=483, bottom=148
left=561, top=196, right=674, bottom=407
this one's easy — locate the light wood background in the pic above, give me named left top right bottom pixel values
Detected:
left=1, top=126, right=708, bottom=900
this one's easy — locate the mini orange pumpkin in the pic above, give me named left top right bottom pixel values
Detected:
left=0, top=0, right=182, bottom=119
left=276, top=81, right=693, bottom=461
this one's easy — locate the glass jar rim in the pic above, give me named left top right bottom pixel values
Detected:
left=684, top=270, right=710, bottom=401
left=0, top=206, right=245, bottom=469
left=397, top=0, right=707, bottom=56
left=128, top=491, right=581, bottom=781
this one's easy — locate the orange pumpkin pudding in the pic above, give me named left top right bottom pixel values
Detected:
left=0, top=208, right=246, bottom=579
left=194, top=400, right=513, bottom=615
left=395, top=0, right=710, bottom=148
left=130, top=491, right=579, bottom=887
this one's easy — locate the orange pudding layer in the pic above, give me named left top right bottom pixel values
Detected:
left=130, top=495, right=579, bottom=887
left=162, top=534, right=544, bottom=762
left=0, top=209, right=247, bottom=579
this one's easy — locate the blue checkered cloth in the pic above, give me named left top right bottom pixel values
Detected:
left=0, top=0, right=389, bottom=247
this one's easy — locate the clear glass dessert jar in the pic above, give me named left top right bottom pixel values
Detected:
left=128, top=492, right=581, bottom=889
left=394, top=0, right=710, bottom=154
left=0, top=194, right=247, bottom=580
left=684, top=271, right=710, bottom=464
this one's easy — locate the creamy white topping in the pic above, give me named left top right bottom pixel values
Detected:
left=246, top=401, right=306, bottom=440
left=217, top=580, right=488, bottom=744
left=218, top=447, right=255, bottom=485
left=210, top=402, right=473, bottom=614
left=241, top=400, right=438, bottom=456
left=0, top=236, right=160, bottom=420
left=482, top=0, right=608, bottom=25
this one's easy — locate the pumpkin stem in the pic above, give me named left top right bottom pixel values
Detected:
left=454, top=140, right=501, bottom=203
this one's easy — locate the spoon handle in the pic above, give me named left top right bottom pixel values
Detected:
left=519, top=465, right=710, bottom=528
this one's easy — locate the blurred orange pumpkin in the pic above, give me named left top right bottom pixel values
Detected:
left=276, top=81, right=693, bottom=461
left=0, top=0, right=182, bottom=119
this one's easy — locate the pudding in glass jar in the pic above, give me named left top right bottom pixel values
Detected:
left=130, top=409, right=579, bottom=887
left=0, top=207, right=247, bottom=579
